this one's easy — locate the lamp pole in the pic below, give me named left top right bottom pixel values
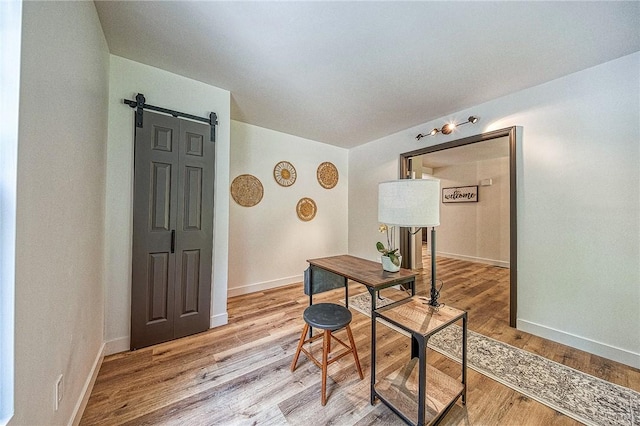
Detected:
left=429, top=227, right=439, bottom=307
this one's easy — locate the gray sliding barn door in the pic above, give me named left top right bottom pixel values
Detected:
left=131, top=111, right=214, bottom=350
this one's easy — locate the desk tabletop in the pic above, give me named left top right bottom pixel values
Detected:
left=307, top=254, right=417, bottom=289
left=375, top=296, right=466, bottom=336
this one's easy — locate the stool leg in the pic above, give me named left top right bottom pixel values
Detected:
left=346, top=325, right=364, bottom=380
left=321, top=329, right=330, bottom=406
left=291, top=323, right=309, bottom=372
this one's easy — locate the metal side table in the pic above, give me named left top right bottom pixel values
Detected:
left=371, top=296, right=467, bottom=426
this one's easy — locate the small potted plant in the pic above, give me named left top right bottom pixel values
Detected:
left=377, top=224, right=402, bottom=272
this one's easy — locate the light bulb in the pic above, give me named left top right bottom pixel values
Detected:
left=441, top=123, right=455, bottom=134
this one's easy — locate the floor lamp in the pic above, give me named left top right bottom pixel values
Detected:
left=378, top=179, right=441, bottom=307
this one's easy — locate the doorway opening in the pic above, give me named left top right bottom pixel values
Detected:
left=399, top=127, right=519, bottom=327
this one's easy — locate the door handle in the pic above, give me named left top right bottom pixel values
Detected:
left=171, top=230, right=175, bottom=253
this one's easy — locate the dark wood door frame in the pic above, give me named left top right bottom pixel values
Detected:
left=399, top=126, right=520, bottom=327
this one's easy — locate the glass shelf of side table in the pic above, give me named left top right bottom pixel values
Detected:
left=371, top=296, right=467, bottom=426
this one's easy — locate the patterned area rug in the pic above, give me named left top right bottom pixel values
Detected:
left=344, top=292, right=640, bottom=426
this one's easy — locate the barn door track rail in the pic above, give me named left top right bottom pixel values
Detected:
left=124, top=93, right=218, bottom=142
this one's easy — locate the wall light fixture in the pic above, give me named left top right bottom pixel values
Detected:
left=416, top=116, right=479, bottom=140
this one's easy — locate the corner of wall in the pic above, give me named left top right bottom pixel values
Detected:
left=69, top=344, right=105, bottom=426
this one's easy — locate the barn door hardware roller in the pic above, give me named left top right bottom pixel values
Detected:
left=124, top=93, right=218, bottom=142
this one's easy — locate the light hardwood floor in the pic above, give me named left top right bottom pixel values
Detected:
left=81, top=255, right=640, bottom=425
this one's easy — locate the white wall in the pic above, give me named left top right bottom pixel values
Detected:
left=228, top=121, right=348, bottom=296
left=12, top=2, right=109, bottom=424
left=435, top=156, right=510, bottom=266
left=104, top=56, right=231, bottom=355
left=0, top=0, right=22, bottom=423
left=349, top=52, right=640, bottom=367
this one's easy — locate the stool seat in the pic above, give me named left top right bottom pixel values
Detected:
left=291, top=302, right=364, bottom=405
left=304, top=303, right=352, bottom=331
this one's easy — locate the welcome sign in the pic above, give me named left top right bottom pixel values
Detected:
left=442, top=185, right=478, bottom=203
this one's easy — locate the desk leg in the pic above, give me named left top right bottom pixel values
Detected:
left=308, top=291, right=313, bottom=339
left=369, top=288, right=377, bottom=405
left=411, top=277, right=416, bottom=296
left=344, top=277, right=349, bottom=309
left=308, top=268, right=313, bottom=338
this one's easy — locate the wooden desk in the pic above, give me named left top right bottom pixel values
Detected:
left=306, top=255, right=418, bottom=406
left=306, top=254, right=418, bottom=310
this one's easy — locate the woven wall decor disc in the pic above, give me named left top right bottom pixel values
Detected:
left=317, top=162, right=339, bottom=189
left=230, top=174, right=263, bottom=207
left=296, top=197, right=317, bottom=221
left=273, top=161, right=297, bottom=187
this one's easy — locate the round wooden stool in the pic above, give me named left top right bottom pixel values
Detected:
left=290, top=303, right=364, bottom=405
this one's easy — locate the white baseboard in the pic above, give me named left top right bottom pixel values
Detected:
left=517, top=319, right=640, bottom=369
left=227, top=274, right=302, bottom=298
left=210, top=312, right=228, bottom=328
left=70, top=342, right=105, bottom=426
left=105, top=336, right=129, bottom=356
left=105, top=315, right=228, bottom=357
left=437, top=251, right=510, bottom=268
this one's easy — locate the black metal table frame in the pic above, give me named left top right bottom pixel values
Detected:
left=371, top=300, right=468, bottom=426
left=307, top=267, right=416, bottom=306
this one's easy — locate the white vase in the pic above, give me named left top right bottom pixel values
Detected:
left=381, top=255, right=402, bottom=272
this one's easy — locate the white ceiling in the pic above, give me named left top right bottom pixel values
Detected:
left=94, top=1, right=640, bottom=149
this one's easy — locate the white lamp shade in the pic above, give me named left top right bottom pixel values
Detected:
left=378, top=179, right=440, bottom=227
